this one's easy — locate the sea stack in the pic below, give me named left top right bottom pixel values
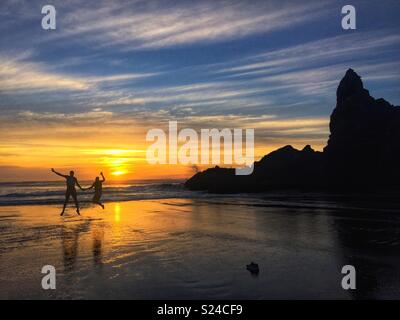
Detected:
left=324, top=68, right=400, bottom=188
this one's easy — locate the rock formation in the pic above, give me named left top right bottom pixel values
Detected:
left=185, top=69, right=400, bottom=192
left=324, top=69, right=400, bottom=187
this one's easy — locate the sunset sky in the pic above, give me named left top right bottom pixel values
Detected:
left=0, top=0, right=399, bottom=182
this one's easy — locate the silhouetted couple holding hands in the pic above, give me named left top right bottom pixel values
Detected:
left=51, top=169, right=105, bottom=216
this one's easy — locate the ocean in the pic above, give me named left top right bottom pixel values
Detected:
left=1, top=180, right=400, bottom=212
left=0, top=180, right=196, bottom=206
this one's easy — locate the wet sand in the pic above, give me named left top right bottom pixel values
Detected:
left=0, top=198, right=399, bottom=299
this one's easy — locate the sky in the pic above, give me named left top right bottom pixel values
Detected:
left=0, top=0, right=399, bottom=182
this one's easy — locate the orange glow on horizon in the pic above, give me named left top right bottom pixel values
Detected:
left=0, top=116, right=328, bottom=182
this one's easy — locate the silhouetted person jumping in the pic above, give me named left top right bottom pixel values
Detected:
left=51, top=168, right=83, bottom=216
left=84, top=172, right=106, bottom=209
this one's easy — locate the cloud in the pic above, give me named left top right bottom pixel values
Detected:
left=44, top=0, right=332, bottom=50
left=86, top=73, right=158, bottom=83
left=0, top=55, right=89, bottom=92
left=18, top=109, right=114, bottom=122
left=218, top=31, right=400, bottom=74
left=0, top=54, right=158, bottom=93
left=91, top=30, right=400, bottom=114
left=109, top=86, right=269, bottom=107
left=2, top=29, right=399, bottom=122
left=196, top=30, right=400, bottom=103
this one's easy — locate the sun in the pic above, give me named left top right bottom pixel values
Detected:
left=111, top=170, right=128, bottom=176
left=93, top=150, right=134, bottom=177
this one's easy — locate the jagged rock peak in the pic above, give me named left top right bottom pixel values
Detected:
left=336, top=68, right=364, bottom=103
left=302, top=145, right=314, bottom=152
left=280, top=145, right=295, bottom=151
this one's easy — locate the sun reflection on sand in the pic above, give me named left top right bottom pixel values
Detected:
left=114, top=203, right=121, bottom=223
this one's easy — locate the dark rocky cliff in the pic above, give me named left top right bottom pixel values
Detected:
left=185, top=69, right=400, bottom=193
left=324, top=68, right=400, bottom=187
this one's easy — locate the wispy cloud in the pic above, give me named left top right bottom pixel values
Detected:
left=0, top=54, right=158, bottom=93
left=44, top=0, right=332, bottom=50
left=0, top=54, right=89, bottom=92
left=18, top=109, right=114, bottom=122
left=218, top=31, right=400, bottom=74
left=204, top=30, right=400, bottom=101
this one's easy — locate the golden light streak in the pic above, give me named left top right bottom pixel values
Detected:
left=114, top=203, right=121, bottom=223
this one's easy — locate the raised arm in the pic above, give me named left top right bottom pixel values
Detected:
left=100, top=172, right=106, bottom=182
left=51, top=168, right=67, bottom=178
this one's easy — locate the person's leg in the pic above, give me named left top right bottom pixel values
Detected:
left=97, top=202, right=105, bottom=209
left=93, top=194, right=104, bottom=209
left=61, top=190, right=71, bottom=216
left=72, top=189, right=80, bottom=215
left=98, top=192, right=104, bottom=209
left=94, top=201, right=104, bottom=208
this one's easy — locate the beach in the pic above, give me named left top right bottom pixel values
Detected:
left=1, top=188, right=400, bottom=299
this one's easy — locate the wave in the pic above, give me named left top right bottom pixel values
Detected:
left=0, top=181, right=206, bottom=206
left=2, top=181, right=399, bottom=214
